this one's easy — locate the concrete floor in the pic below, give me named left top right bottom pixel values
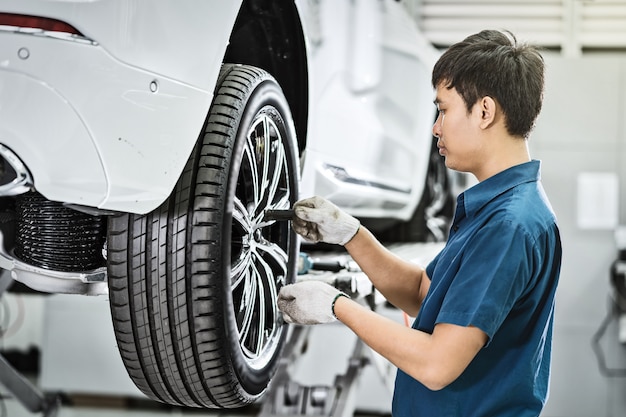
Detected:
left=2, top=393, right=389, bottom=417
left=3, top=399, right=261, bottom=417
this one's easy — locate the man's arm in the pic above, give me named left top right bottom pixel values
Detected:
left=333, top=296, right=488, bottom=390
left=344, top=226, right=430, bottom=316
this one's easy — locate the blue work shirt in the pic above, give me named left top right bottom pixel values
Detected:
left=392, top=160, right=561, bottom=417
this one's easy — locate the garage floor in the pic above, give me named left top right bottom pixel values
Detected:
left=2, top=391, right=396, bottom=417
left=3, top=396, right=261, bottom=417
left=4, top=400, right=257, bottom=417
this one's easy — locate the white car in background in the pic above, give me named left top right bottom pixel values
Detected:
left=0, top=0, right=454, bottom=409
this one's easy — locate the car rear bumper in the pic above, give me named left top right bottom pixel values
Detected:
left=0, top=30, right=213, bottom=213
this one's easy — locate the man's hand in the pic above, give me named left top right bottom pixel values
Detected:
left=278, top=280, right=348, bottom=325
left=292, top=196, right=360, bottom=245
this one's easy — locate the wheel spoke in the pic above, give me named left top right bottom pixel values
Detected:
left=231, top=197, right=253, bottom=289
left=237, top=267, right=258, bottom=349
left=240, top=257, right=267, bottom=356
left=257, top=115, right=274, bottom=210
left=246, top=119, right=265, bottom=214
left=247, top=114, right=290, bottom=221
left=256, top=240, right=289, bottom=278
left=232, top=247, right=283, bottom=361
left=231, top=250, right=252, bottom=290
left=232, top=197, right=252, bottom=234
left=264, top=121, right=290, bottom=210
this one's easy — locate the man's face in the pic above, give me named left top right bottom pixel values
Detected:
left=432, top=84, right=483, bottom=175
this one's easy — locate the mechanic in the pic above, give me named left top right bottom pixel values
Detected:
left=277, top=29, right=562, bottom=417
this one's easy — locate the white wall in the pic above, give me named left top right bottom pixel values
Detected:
left=531, top=53, right=626, bottom=417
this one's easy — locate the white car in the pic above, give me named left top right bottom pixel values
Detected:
left=0, top=0, right=453, bottom=409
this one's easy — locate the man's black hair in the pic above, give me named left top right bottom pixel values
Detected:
left=432, top=30, right=545, bottom=139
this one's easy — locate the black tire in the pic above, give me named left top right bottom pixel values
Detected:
left=376, top=137, right=455, bottom=243
left=107, top=64, right=299, bottom=408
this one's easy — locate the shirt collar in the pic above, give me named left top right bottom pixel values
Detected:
left=460, top=160, right=541, bottom=218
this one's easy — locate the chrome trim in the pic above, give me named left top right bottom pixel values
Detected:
left=63, top=203, right=121, bottom=217
left=323, top=164, right=412, bottom=194
left=0, top=25, right=97, bottom=46
left=0, top=144, right=33, bottom=196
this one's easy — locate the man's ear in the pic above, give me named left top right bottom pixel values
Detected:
left=478, top=96, right=497, bottom=129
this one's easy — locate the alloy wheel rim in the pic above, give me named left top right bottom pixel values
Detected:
left=230, top=108, right=292, bottom=370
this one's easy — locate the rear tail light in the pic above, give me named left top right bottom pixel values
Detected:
left=0, top=13, right=83, bottom=35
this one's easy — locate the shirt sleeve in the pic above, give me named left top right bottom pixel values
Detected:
left=435, top=220, right=535, bottom=342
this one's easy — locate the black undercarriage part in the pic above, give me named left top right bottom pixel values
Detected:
left=15, top=192, right=106, bottom=271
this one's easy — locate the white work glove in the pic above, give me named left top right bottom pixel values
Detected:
left=292, top=196, right=360, bottom=245
left=278, top=281, right=349, bottom=325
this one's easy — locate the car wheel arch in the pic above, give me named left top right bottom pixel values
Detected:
left=225, top=0, right=309, bottom=155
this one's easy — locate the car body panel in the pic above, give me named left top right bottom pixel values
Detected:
left=0, top=0, right=242, bottom=212
left=1, top=0, right=241, bottom=89
left=296, top=0, right=440, bottom=219
left=0, top=0, right=438, bottom=219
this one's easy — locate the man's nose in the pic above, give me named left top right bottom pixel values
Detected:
left=432, top=118, right=441, bottom=138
